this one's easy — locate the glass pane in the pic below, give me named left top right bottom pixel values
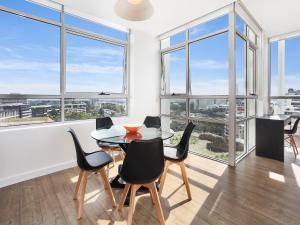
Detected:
left=163, top=49, right=186, bottom=94
left=236, top=35, right=246, bottom=95
left=189, top=15, right=228, bottom=40
left=161, top=31, right=186, bottom=49
left=189, top=32, right=228, bottom=95
left=236, top=15, right=246, bottom=34
left=236, top=121, right=246, bottom=158
left=270, top=41, right=278, bottom=96
left=247, top=99, right=256, bottom=117
left=66, top=33, right=125, bottom=93
left=190, top=120, right=228, bottom=161
left=0, top=11, right=60, bottom=95
left=247, top=118, right=255, bottom=151
left=236, top=98, right=245, bottom=120
left=285, top=36, right=300, bottom=95
left=248, top=28, right=256, bottom=44
left=65, top=14, right=127, bottom=41
left=189, top=99, right=228, bottom=121
left=0, top=0, right=60, bottom=21
left=247, top=48, right=255, bottom=95
left=161, top=99, right=186, bottom=117
left=161, top=116, right=187, bottom=146
left=0, top=98, right=61, bottom=127
left=270, top=99, right=300, bottom=116
left=64, top=99, right=126, bottom=121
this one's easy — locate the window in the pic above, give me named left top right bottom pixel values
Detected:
left=161, top=31, right=186, bottom=49
left=161, top=99, right=186, bottom=117
left=270, top=36, right=300, bottom=116
left=64, top=98, right=126, bottom=121
left=190, top=120, right=229, bottom=161
left=236, top=15, right=245, bottom=34
left=189, top=32, right=228, bottom=95
left=189, top=99, right=228, bottom=120
left=162, top=49, right=186, bottom=94
left=0, top=1, right=128, bottom=127
left=65, top=14, right=127, bottom=41
left=189, top=15, right=228, bottom=40
left=0, top=98, right=61, bottom=127
left=0, top=0, right=60, bottom=22
left=236, top=35, right=246, bottom=95
left=285, top=37, right=300, bottom=93
left=66, top=33, right=125, bottom=93
left=0, top=11, right=60, bottom=95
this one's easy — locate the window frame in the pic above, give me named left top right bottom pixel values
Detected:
left=0, top=3, right=129, bottom=127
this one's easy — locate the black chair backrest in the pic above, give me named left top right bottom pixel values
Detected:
left=96, top=117, right=113, bottom=130
left=67, top=128, right=90, bottom=170
left=143, top=116, right=161, bottom=128
left=177, top=122, right=196, bottom=160
left=291, top=117, right=300, bottom=134
left=120, top=138, right=164, bottom=184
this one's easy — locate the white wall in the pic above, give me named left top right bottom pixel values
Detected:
left=0, top=30, right=161, bottom=188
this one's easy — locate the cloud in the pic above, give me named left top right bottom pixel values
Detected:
left=68, top=46, right=124, bottom=60
left=66, top=63, right=123, bottom=74
left=0, top=60, right=59, bottom=72
left=0, top=60, right=123, bottom=75
left=190, top=59, right=228, bottom=70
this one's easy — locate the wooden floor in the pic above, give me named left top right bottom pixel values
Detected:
left=1, top=148, right=300, bottom=225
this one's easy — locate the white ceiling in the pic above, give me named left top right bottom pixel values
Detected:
left=55, top=0, right=300, bottom=38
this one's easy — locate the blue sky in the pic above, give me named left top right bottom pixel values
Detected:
left=271, top=37, right=300, bottom=95
left=0, top=0, right=126, bottom=95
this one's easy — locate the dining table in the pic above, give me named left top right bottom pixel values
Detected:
left=90, top=125, right=174, bottom=191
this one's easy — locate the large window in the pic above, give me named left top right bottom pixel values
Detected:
left=160, top=14, right=230, bottom=162
left=189, top=32, right=228, bottom=95
left=160, top=9, right=259, bottom=164
left=0, top=1, right=128, bottom=127
left=270, top=36, right=300, bottom=115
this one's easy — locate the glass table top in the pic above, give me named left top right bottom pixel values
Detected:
left=91, top=125, right=174, bottom=144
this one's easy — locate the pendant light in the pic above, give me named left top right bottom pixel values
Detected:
left=115, top=0, right=154, bottom=21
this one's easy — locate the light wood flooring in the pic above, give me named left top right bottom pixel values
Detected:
left=1, top=148, right=300, bottom=225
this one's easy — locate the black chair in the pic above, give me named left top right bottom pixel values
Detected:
left=284, top=117, right=300, bottom=158
left=96, top=117, right=125, bottom=166
left=159, top=122, right=195, bottom=200
left=143, top=116, right=161, bottom=128
left=67, top=128, right=116, bottom=219
left=118, top=138, right=165, bottom=225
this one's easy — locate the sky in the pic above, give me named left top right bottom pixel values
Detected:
left=165, top=14, right=246, bottom=96
left=271, top=37, right=300, bottom=96
left=2, top=1, right=299, bottom=97
left=0, top=0, right=127, bottom=95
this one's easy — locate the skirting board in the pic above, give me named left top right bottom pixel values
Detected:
left=0, top=160, right=77, bottom=188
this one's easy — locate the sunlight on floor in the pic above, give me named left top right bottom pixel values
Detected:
left=291, top=163, right=300, bottom=187
left=85, top=190, right=101, bottom=204
left=268, top=171, right=285, bottom=183
left=70, top=175, right=79, bottom=183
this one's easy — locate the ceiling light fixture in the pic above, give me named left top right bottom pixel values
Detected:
left=114, top=0, right=154, bottom=21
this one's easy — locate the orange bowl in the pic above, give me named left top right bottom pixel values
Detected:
left=124, top=132, right=143, bottom=140
left=123, top=124, right=142, bottom=133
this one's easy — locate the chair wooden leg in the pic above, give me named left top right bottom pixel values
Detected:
left=127, top=184, right=140, bottom=225
left=119, top=183, right=131, bottom=210
left=291, top=136, right=299, bottom=154
left=119, top=150, right=125, bottom=160
left=148, top=182, right=165, bottom=225
left=179, top=161, right=192, bottom=200
left=158, top=161, right=170, bottom=195
left=77, top=171, right=89, bottom=219
left=99, top=168, right=116, bottom=207
left=73, top=170, right=83, bottom=200
left=148, top=184, right=155, bottom=205
left=290, top=136, right=298, bottom=157
left=111, top=150, right=116, bottom=167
